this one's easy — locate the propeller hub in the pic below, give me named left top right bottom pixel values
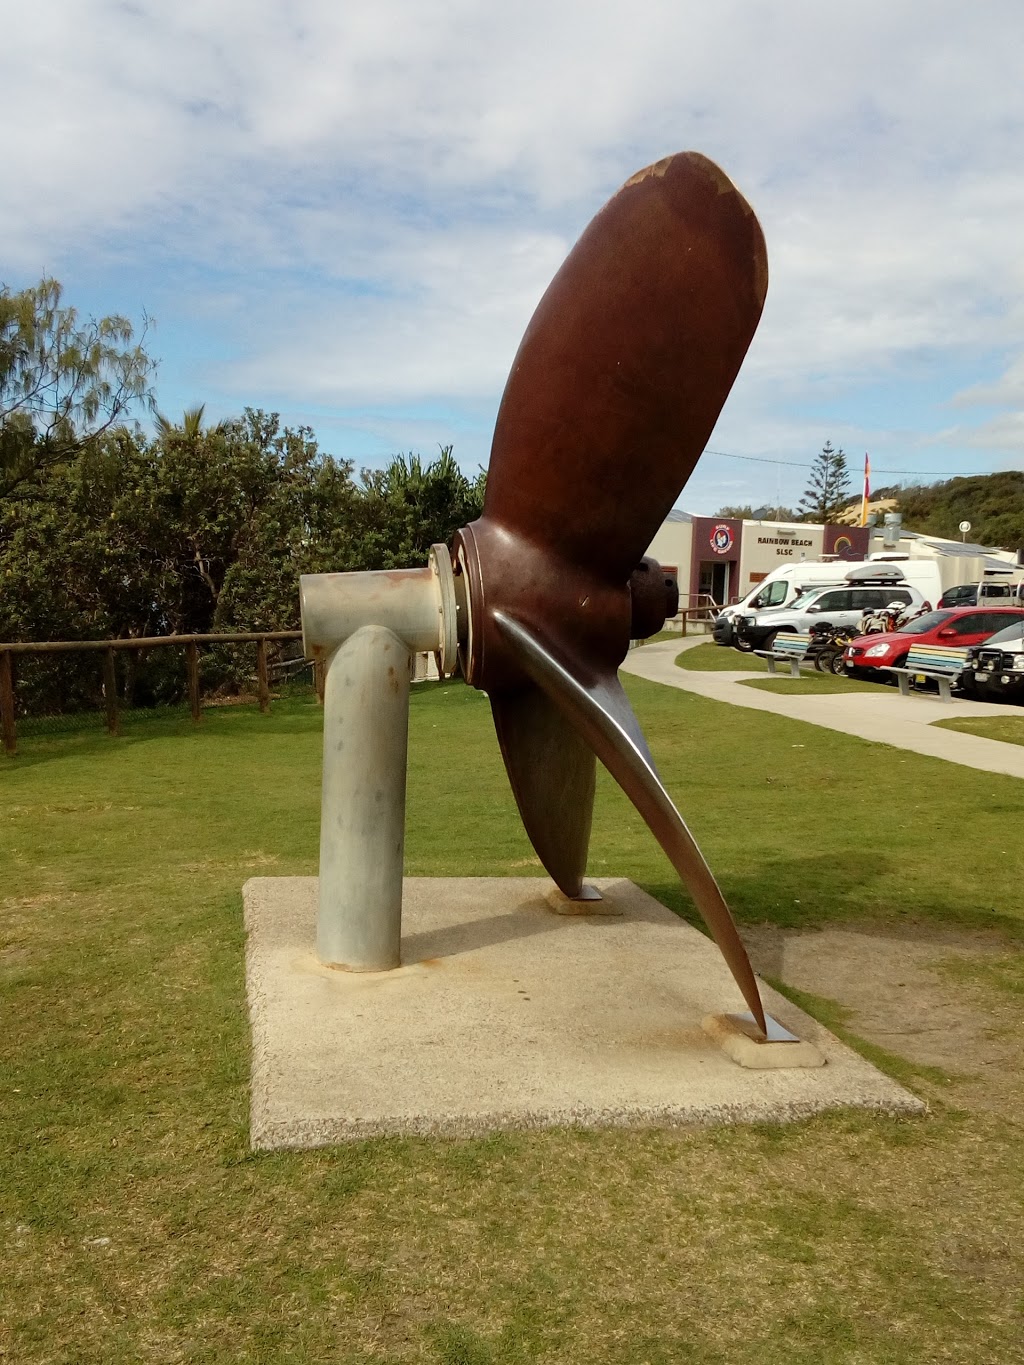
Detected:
left=453, top=520, right=631, bottom=693
left=629, top=557, right=680, bottom=639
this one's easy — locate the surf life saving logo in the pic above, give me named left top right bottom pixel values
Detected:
left=709, top=523, right=734, bottom=555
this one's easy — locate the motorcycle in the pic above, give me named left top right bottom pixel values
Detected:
left=857, top=598, right=930, bottom=637
left=808, top=621, right=859, bottom=675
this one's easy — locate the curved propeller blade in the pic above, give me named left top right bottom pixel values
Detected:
left=484, top=151, right=767, bottom=584
left=490, top=686, right=595, bottom=897
left=453, top=152, right=769, bottom=1033
left=493, top=611, right=767, bottom=1036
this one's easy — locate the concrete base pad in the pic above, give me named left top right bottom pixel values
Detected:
left=243, top=877, right=925, bottom=1149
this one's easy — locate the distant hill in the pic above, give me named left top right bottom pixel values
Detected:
left=873, top=471, right=1024, bottom=552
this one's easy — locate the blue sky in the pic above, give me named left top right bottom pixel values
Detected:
left=5, top=0, right=1024, bottom=514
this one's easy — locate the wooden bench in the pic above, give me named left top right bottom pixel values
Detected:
left=887, top=643, right=969, bottom=702
left=754, top=632, right=815, bottom=677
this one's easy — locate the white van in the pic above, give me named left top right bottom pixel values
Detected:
left=712, top=556, right=944, bottom=646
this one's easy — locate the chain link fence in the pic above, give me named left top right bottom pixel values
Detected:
left=0, top=632, right=323, bottom=754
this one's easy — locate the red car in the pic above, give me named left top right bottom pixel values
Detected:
left=844, top=606, right=1024, bottom=680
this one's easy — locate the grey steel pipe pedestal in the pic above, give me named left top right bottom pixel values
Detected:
left=316, top=625, right=412, bottom=970
left=300, top=547, right=458, bottom=971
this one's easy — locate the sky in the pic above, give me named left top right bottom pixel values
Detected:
left=4, top=0, right=1024, bottom=515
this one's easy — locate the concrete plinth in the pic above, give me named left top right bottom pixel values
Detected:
left=243, top=877, right=925, bottom=1149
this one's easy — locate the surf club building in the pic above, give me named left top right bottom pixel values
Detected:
left=646, top=511, right=871, bottom=608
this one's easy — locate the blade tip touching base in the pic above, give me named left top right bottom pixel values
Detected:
left=702, top=1013, right=826, bottom=1070
left=545, top=884, right=625, bottom=917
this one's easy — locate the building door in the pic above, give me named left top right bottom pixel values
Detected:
left=698, top=561, right=729, bottom=605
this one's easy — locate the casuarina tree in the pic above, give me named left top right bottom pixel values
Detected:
left=0, top=277, right=156, bottom=499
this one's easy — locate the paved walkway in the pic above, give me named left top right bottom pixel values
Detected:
left=621, top=638, right=1024, bottom=780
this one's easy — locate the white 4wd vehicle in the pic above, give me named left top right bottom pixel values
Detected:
left=734, top=581, right=923, bottom=652
left=961, top=622, right=1024, bottom=703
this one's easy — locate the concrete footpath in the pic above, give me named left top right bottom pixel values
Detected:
left=621, top=638, right=1024, bottom=780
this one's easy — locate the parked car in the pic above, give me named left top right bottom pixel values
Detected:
left=959, top=620, right=1024, bottom=703
left=733, top=580, right=923, bottom=653
left=843, top=607, right=1024, bottom=681
left=938, top=580, right=1024, bottom=608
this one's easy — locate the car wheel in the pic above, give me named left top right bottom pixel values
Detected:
left=734, top=636, right=754, bottom=653
left=761, top=630, right=780, bottom=652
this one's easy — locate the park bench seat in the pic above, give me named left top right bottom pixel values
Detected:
left=753, top=632, right=815, bottom=677
left=887, top=643, right=969, bottom=702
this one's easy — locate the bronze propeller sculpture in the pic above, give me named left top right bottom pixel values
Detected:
left=301, top=150, right=770, bottom=1036
left=453, top=151, right=768, bottom=1032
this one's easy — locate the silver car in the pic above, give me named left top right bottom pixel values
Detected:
left=734, top=581, right=924, bottom=652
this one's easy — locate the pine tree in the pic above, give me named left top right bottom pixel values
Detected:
left=798, top=441, right=851, bottom=522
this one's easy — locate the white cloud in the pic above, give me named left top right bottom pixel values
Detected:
left=4, top=0, right=1024, bottom=487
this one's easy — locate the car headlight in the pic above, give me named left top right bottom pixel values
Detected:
left=864, top=642, right=892, bottom=658
left=1013, top=655, right=1024, bottom=670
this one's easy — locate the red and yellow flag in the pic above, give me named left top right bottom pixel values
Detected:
left=860, top=453, right=871, bottom=526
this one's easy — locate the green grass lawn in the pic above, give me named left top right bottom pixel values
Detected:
left=934, top=714, right=1024, bottom=746
left=675, top=641, right=768, bottom=671
left=739, top=674, right=882, bottom=695
left=676, top=641, right=889, bottom=693
left=3, top=681, right=1024, bottom=1362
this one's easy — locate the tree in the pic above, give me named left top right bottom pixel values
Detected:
left=0, top=413, right=485, bottom=708
left=0, top=277, right=156, bottom=499
left=356, top=446, right=486, bottom=569
left=798, top=441, right=851, bottom=522
left=153, top=404, right=229, bottom=440
left=715, top=503, right=799, bottom=521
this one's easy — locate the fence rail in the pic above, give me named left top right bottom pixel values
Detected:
left=1, top=631, right=312, bottom=756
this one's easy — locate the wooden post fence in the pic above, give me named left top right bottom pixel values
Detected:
left=103, top=648, right=120, bottom=736
left=0, top=631, right=305, bottom=754
left=186, top=642, right=202, bottom=723
left=1, top=650, right=16, bottom=757
left=256, top=638, right=270, bottom=714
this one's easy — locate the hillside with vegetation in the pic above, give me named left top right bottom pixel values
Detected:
left=876, top=470, right=1024, bottom=551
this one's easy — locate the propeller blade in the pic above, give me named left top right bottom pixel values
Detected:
left=484, top=151, right=767, bottom=583
left=453, top=151, right=768, bottom=693
left=490, top=686, right=595, bottom=897
left=493, top=610, right=767, bottom=1036
left=451, top=152, right=769, bottom=1032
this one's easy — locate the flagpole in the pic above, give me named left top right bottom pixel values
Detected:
left=860, top=453, right=871, bottom=527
